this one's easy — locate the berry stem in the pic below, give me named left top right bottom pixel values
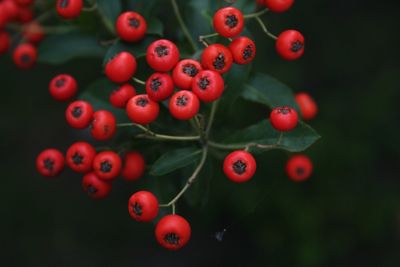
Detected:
left=243, top=8, right=269, bottom=19
left=132, top=77, right=146, bottom=85
left=199, top=33, right=219, bottom=47
left=208, top=141, right=280, bottom=151
left=82, top=3, right=98, bottom=12
left=171, top=0, right=198, bottom=52
left=255, top=16, right=278, bottom=40
left=205, top=100, right=219, bottom=138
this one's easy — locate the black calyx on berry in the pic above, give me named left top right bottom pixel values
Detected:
left=213, top=54, right=225, bottom=70
left=233, top=160, right=247, bottom=175
left=164, top=232, right=180, bottom=245
left=132, top=202, right=143, bottom=216
left=71, top=106, right=82, bottom=118
left=72, top=152, right=83, bottom=165
left=176, top=95, right=188, bottom=106
left=155, top=45, right=169, bottom=57
left=225, top=15, right=238, bottom=28
left=198, top=77, right=210, bottom=90
left=136, top=97, right=149, bottom=107
left=291, top=41, right=303, bottom=52
left=129, top=18, right=140, bottom=28
left=183, top=64, right=199, bottom=77
left=44, top=158, right=54, bottom=171
left=243, top=45, right=253, bottom=60
left=100, top=161, right=112, bottom=173
left=150, top=78, right=162, bottom=91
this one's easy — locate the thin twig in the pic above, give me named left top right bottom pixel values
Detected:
left=255, top=16, right=278, bottom=40
left=171, top=0, right=198, bottom=52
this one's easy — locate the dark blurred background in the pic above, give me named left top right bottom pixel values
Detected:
left=1, top=0, right=400, bottom=266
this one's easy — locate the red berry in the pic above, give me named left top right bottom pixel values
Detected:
left=295, top=92, right=318, bottom=120
left=126, top=94, right=160, bottom=125
left=17, top=7, right=33, bottom=23
left=14, top=0, right=34, bottom=7
left=265, top=0, right=294, bottom=13
left=91, top=110, right=116, bottom=141
left=128, top=191, right=158, bottom=222
left=105, top=51, right=137, bottom=83
left=229, top=37, right=256, bottom=65
left=56, top=0, right=82, bottom=19
left=145, top=73, right=174, bottom=102
left=82, top=172, right=112, bottom=199
left=49, top=74, right=78, bottom=102
left=155, top=214, right=191, bottom=250
left=286, top=154, right=313, bottom=182
left=0, top=8, right=7, bottom=29
left=213, top=7, right=244, bottom=38
left=0, top=31, right=10, bottom=54
left=201, top=44, right=233, bottom=74
left=276, top=30, right=304, bottom=61
left=122, top=151, right=146, bottom=181
left=13, top=43, right=37, bottom=69
left=109, top=84, right=136, bottom=109
left=270, top=106, right=298, bottom=131
left=169, top=90, right=200, bottom=120
left=146, top=39, right=180, bottom=72
left=66, top=142, right=96, bottom=173
left=2, top=0, right=19, bottom=21
left=192, top=70, right=224, bottom=103
left=172, top=59, right=202, bottom=90
left=23, top=22, right=44, bottom=44
left=92, top=151, right=122, bottom=181
left=223, top=150, right=256, bottom=183
left=65, top=100, right=94, bottom=129
left=36, top=149, right=65, bottom=177
left=116, top=11, right=147, bottom=42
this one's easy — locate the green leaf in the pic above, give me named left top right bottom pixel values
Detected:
left=96, top=0, right=122, bottom=33
left=147, top=17, right=164, bottom=36
left=150, top=147, right=202, bottom=176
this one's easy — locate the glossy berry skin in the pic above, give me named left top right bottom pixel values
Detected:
left=109, top=84, right=136, bottom=109
left=23, top=22, right=44, bottom=44
left=36, top=149, right=65, bottom=177
left=229, top=37, right=257, bottom=65
left=286, top=154, right=313, bottom=182
left=276, top=30, right=304, bottom=61
left=155, top=215, right=191, bottom=250
left=116, top=11, right=147, bottom=42
left=66, top=142, right=96, bottom=173
left=128, top=191, right=158, bottom=222
left=295, top=92, right=318, bottom=120
left=13, top=43, right=37, bottom=69
left=56, top=0, right=83, bottom=19
left=82, top=172, right=112, bottom=200
left=192, top=70, right=224, bottom=103
left=223, top=150, right=256, bottom=183
left=49, top=74, right=77, bottom=102
left=213, top=7, right=244, bottom=38
left=270, top=106, right=298, bottom=132
left=201, top=44, right=233, bottom=74
left=17, top=7, right=33, bottom=23
left=105, top=52, right=137, bottom=83
left=91, top=110, right=116, bottom=141
left=126, top=94, right=160, bottom=125
left=92, top=151, right=122, bottom=181
left=265, top=0, right=294, bottom=13
left=0, top=31, right=10, bottom=54
left=169, top=90, right=200, bottom=120
left=2, top=0, right=19, bottom=21
left=172, top=59, right=202, bottom=90
left=65, top=100, right=94, bottom=129
left=145, top=73, right=174, bottom=102
left=122, top=151, right=146, bottom=181
left=146, top=39, right=180, bottom=72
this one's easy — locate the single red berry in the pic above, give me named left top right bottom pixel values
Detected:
left=0, top=31, right=10, bottom=54
left=56, top=0, right=83, bottom=19
left=295, top=92, right=318, bottom=120
left=17, top=7, right=33, bottom=23
left=2, top=0, right=19, bottom=21
left=91, top=110, right=116, bottom=141
left=23, top=22, right=44, bottom=44
left=172, top=59, right=202, bottom=90
left=265, top=0, right=294, bottom=13
left=92, top=151, right=122, bottom=181
left=82, top=172, right=112, bottom=199
left=13, top=43, right=37, bottom=69
left=14, top=0, right=34, bottom=7
left=213, top=7, right=244, bottom=38
left=49, top=74, right=78, bottom=102
left=146, top=39, right=180, bottom=72
left=36, top=149, right=65, bottom=177
left=270, top=106, right=298, bottom=131
left=169, top=90, right=200, bottom=120
left=116, top=11, right=147, bottom=42
left=223, top=150, right=256, bottom=183
left=276, top=30, right=304, bottom=61
left=192, top=70, right=224, bottom=103
left=65, top=100, right=94, bottom=129
left=66, top=142, right=96, bottom=173
left=122, top=151, right=146, bottom=181
left=128, top=191, right=158, bottom=222
left=105, top=51, right=137, bottom=83
left=229, top=37, right=257, bottom=65
left=286, top=154, right=313, bottom=182
left=155, top=214, right=191, bottom=250
left=126, top=94, right=160, bottom=125
left=109, top=84, right=136, bottom=109
left=0, top=8, right=7, bottom=29
left=145, top=73, right=174, bottom=102
left=201, top=44, right=233, bottom=74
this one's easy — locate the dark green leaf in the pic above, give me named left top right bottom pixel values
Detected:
left=147, top=17, right=164, bottom=36
left=96, top=0, right=122, bottom=33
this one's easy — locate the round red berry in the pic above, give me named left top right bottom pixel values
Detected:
left=0, top=31, right=10, bottom=54
left=105, top=51, right=137, bottom=83
left=213, top=7, right=244, bottom=38
left=229, top=37, right=257, bottom=64
left=126, top=94, right=160, bottom=125
left=109, top=84, right=136, bottom=109
left=201, top=44, right=233, bottom=74
left=49, top=74, right=78, bottom=102
left=91, top=110, right=116, bottom=141
left=65, top=100, right=94, bottom=129
left=270, top=106, right=298, bottom=131
left=265, top=0, right=294, bottom=13
left=122, top=151, right=146, bottom=181
left=223, top=150, right=256, bottom=183
left=23, top=22, right=44, bottom=44
left=169, top=90, right=200, bottom=120
left=56, top=0, right=83, bottom=19
left=82, top=172, right=112, bottom=199
left=2, top=0, right=19, bottom=21
left=295, top=92, right=318, bottom=120
left=286, top=154, right=313, bottom=182
left=0, top=8, right=7, bottom=29
left=145, top=73, right=174, bottom=102
left=17, top=7, right=33, bottom=23
left=128, top=191, right=158, bottom=222
left=155, top=214, right=191, bottom=250
left=13, top=43, right=37, bottom=69
left=36, top=149, right=65, bottom=177
left=66, top=142, right=96, bottom=173
left=172, top=59, right=202, bottom=90
left=192, top=70, right=224, bottom=103
left=92, top=151, right=122, bottom=181
left=276, top=30, right=304, bottom=61
left=116, top=11, right=147, bottom=42
left=14, top=0, right=34, bottom=7
left=146, top=39, right=180, bottom=72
